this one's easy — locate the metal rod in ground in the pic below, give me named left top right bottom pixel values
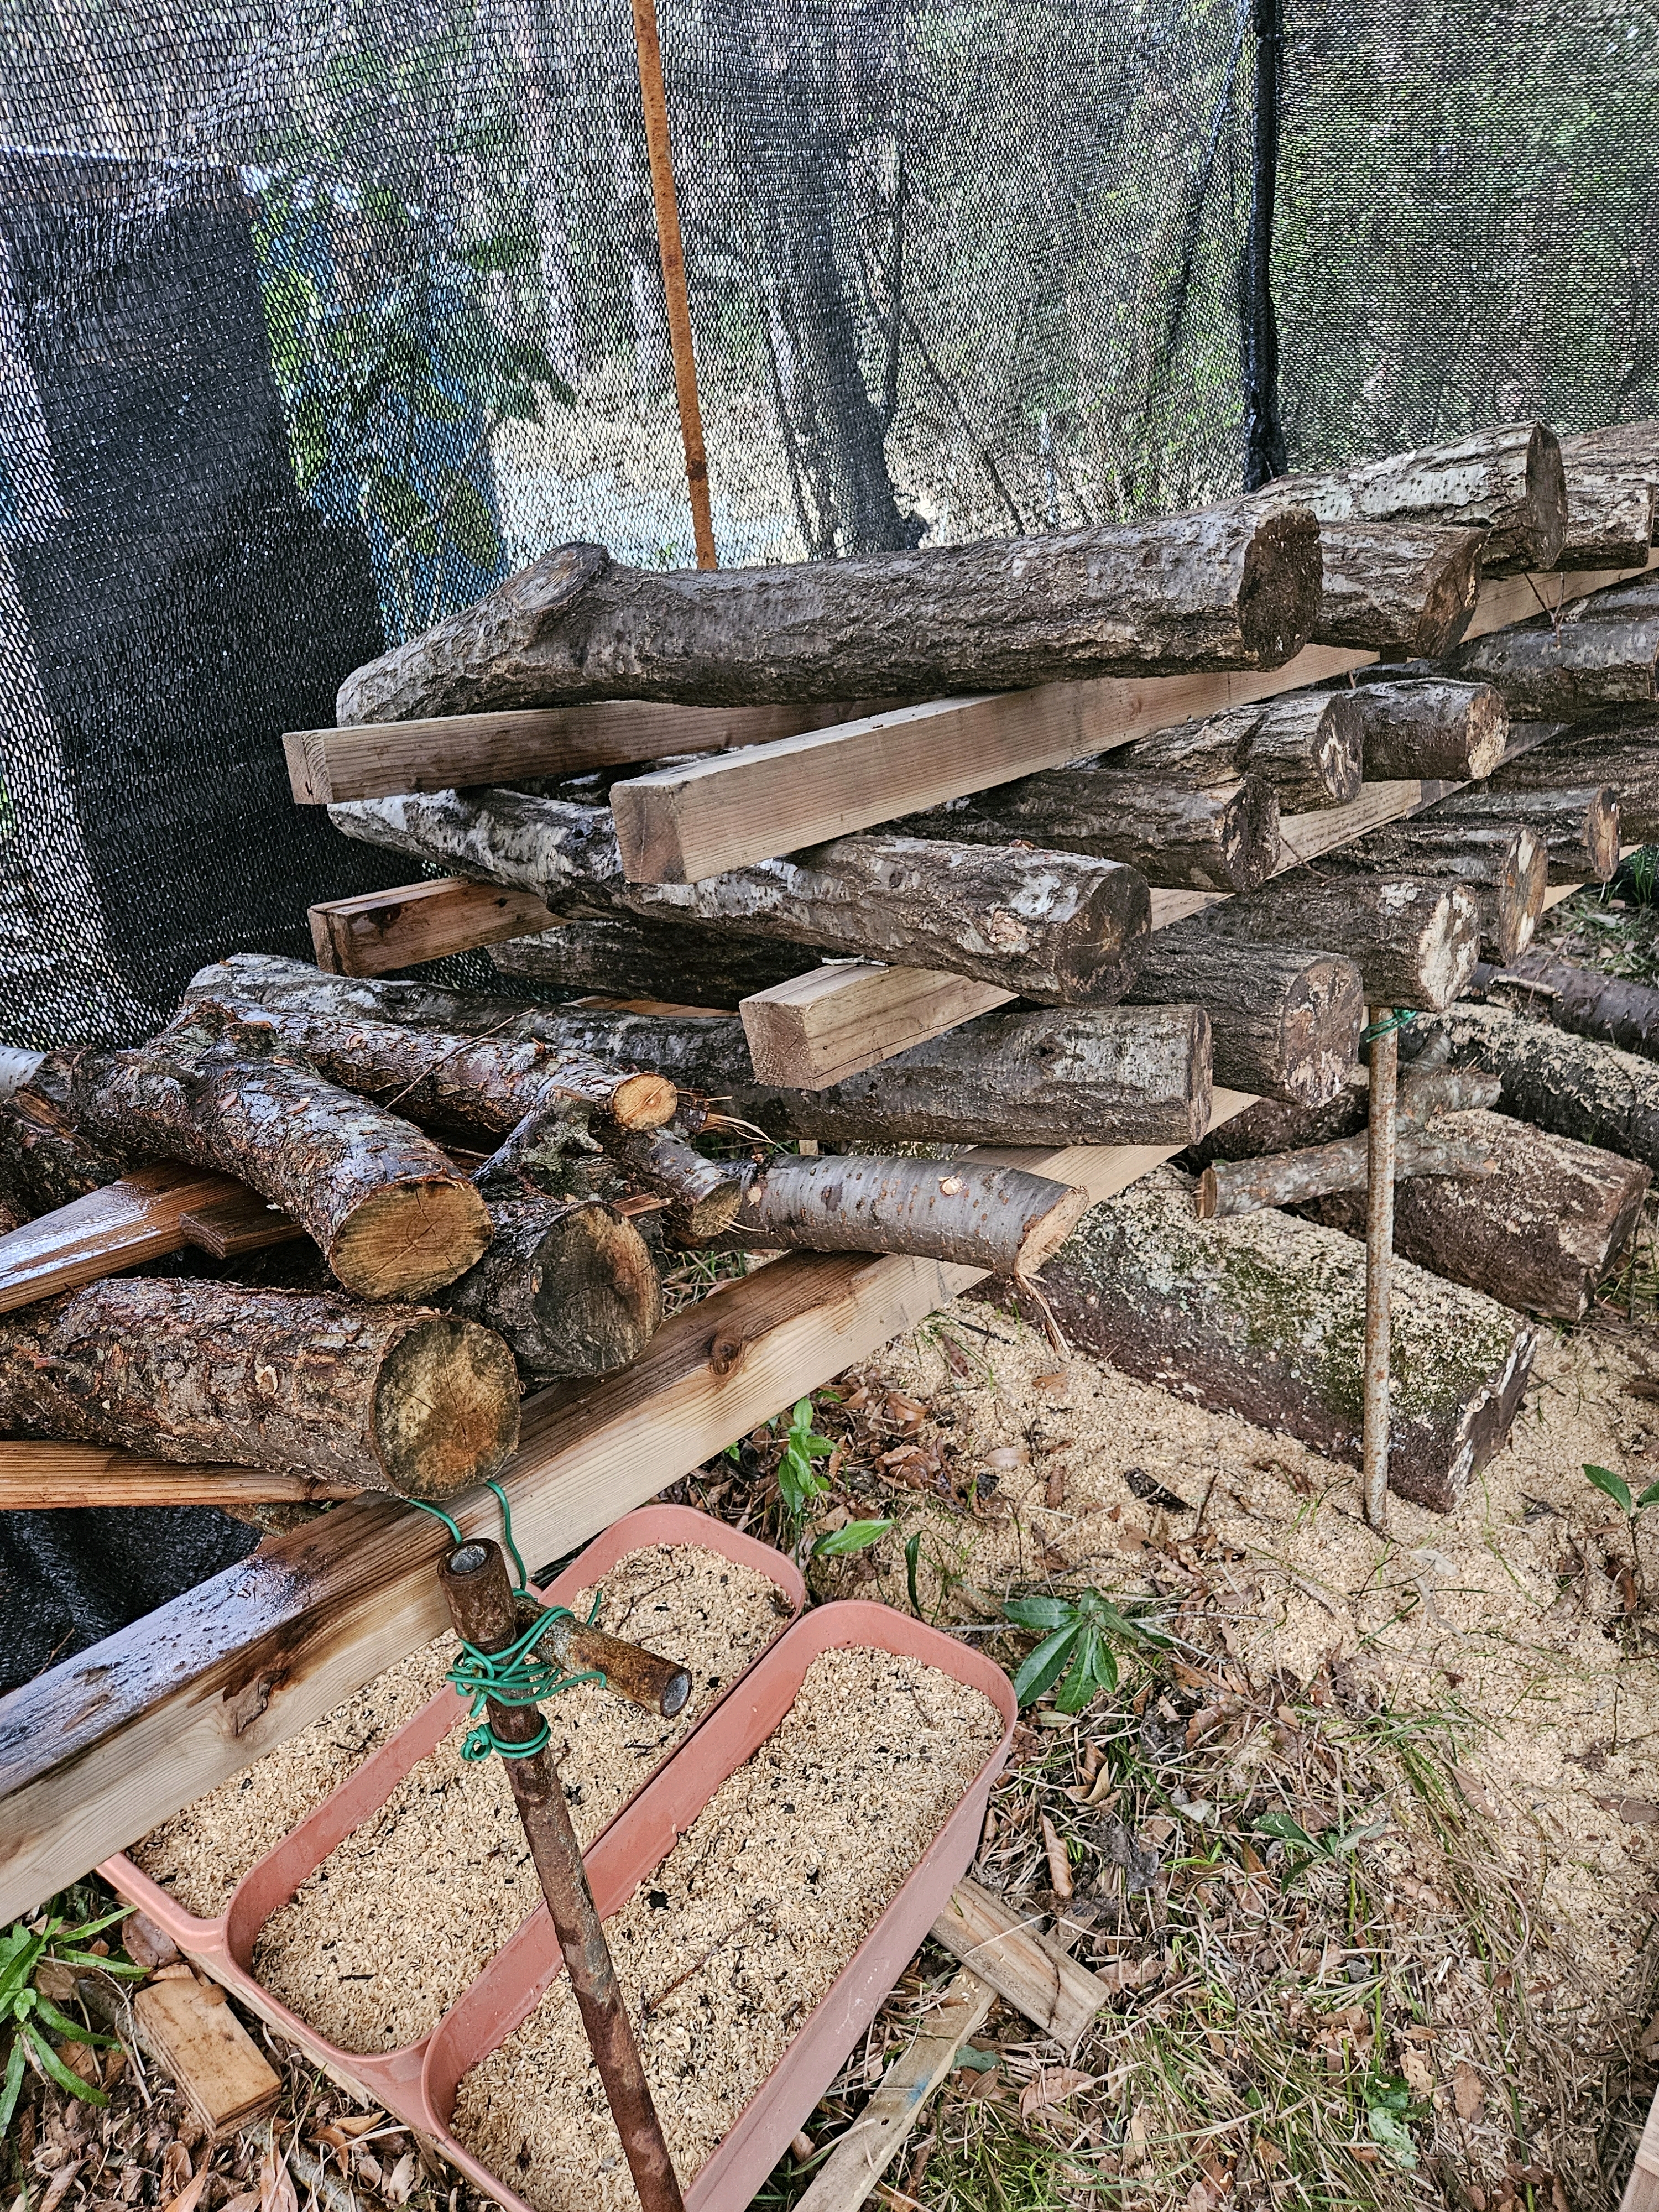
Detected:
left=628, top=0, right=717, bottom=571
left=440, top=1540, right=686, bottom=2212
left=1363, top=1006, right=1399, bottom=1533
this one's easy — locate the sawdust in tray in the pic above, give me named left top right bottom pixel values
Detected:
left=450, top=1643, right=1002, bottom=2212
left=249, top=1544, right=791, bottom=2054
left=127, top=1637, right=455, bottom=1920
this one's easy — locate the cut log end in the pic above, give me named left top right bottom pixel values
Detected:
left=328, top=1176, right=495, bottom=1300
left=373, top=1315, right=522, bottom=1496
left=1239, top=507, right=1326, bottom=666
left=607, top=1070, right=681, bottom=1130
left=530, top=1205, right=664, bottom=1375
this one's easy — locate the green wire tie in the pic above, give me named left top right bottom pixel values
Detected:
left=409, top=1480, right=604, bottom=1764
left=1359, top=1009, right=1417, bottom=1046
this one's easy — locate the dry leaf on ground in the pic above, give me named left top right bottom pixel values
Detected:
left=259, top=2145, right=298, bottom=2212
left=1452, top=2060, right=1485, bottom=2121
left=1019, top=2066, right=1098, bottom=2117
left=161, top=2171, right=209, bottom=2212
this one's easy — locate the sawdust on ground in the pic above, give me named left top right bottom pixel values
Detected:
left=248, top=1545, right=794, bottom=2053
left=450, top=1644, right=1004, bottom=2210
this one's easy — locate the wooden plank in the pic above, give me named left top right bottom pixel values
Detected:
left=308, top=875, right=560, bottom=977
left=739, top=964, right=1015, bottom=1088
left=178, top=1188, right=301, bottom=1259
left=0, top=1443, right=361, bottom=1510
left=1620, top=2079, right=1659, bottom=2212
left=0, top=1166, right=257, bottom=1316
left=928, top=1877, right=1108, bottom=2051
left=133, top=1973, right=281, bottom=2136
left=0, top=1105, right=1256, bottom=1921
left=608, top=645, right=1374, bottom=886
left=1460, top=549, right=1657, bottom=641
left=284, top=699, right=897, bottom=805
left=794, top=1968, right=995, bottom=2212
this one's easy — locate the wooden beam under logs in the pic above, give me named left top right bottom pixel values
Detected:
left=310, top=875, right=561, bottom=977
left=0, top=1443, right=361, bottom=1510
left=0, top=1102, right=1253, bottom=1921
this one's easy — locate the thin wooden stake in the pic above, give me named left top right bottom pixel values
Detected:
left=629, top=0, right=717, bottom=570
left=1363, top=1006, right=1398, bottom=1533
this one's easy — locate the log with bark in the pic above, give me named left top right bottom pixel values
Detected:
left=1483, top=710, right=1659, bottom=841
left=1446, top=608, right=1659, bottom=720
left=0, top=1087, right=128, bottom=1223
left=1121, top=930, right=1364, bottom=1105
left=712, top=1155, right=1092, bottom=1275
left=1235, top=513, right=1487, bottom=656
left=1340, top=677, right=1510, bottom=781
left=1421, top=782, right=1620, bottom=883
left=435, top=1194, right=662, bottom=1377
left=1184, top=1063, right=1504, bottom=1167
left=325, top=790, right=1151, bottom=1005
left=1196, top=1126, right=1494, bottom=1217
left=1256, top=421, right=1567, bottom=573
left=494, top=915, right=819, bottom=1007
left=1469, top=947, right=1659, bottom=1059
left=998, top=1165, right=1537, bottom=1512
left=1410, top=1000, right=1659, bottom=1173
left=592, top=1126, right=747, bottom=1241
left=1302, top=1109, right=1651, bottom=1322
left=186, top=961, right=1213, bottom=1149
left=1105, top=691, right=1362, bottom=807
left=335, top=509, right=1324, bottom=721
left=0, top=1279, right=521, bottom=1496
left=21, top=1009, right=494, bottom=1301
left=896, top=771, right=1280, bottom=893
left=1558, top=424, right=1659, bottom=563
left=1318, top=819, right=1547, bottom=962
left=1190, top=873, right=1483, bottom=1010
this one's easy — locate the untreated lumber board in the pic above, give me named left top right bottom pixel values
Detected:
left=1457, top=548, right=1659, bottom=640
left=0, top=1443, right=361, bottom=1511
left=792, top=1968, right=995, bottom=2212
left=607, top=649, right=1369, bottom=886
left=0, top=1099, right=1256, bottom=1920
left=285, top=698, right=897, bottom=806
left=133, top=1973, right=281, bottom=2136
left=0, top=1166, right=270, bottom=1316
left=929, top=1877, right=1108, bottom=2049
left=310, top=877, right=560, bottom=977
left=739, top=964, right=1014, bottom=1088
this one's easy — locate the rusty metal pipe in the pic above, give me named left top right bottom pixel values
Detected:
left=534, top=1610, right=692, bottom=1720
left=440, top=1539, right=685, bottom=2212
left=1363, top=1008, right=1397, bottom=1535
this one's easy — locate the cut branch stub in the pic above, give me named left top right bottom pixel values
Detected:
left=36, top=1008, right=494, bottom=1301
left=594, top=1126, right=747, bottom=1241
left=0, top=1279, right=520, bottom=1496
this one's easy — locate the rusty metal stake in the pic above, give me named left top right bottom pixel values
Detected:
left=440, top=1540, right=686, bottom=2212
left=1363, top=1006, right=1399, bottom=1535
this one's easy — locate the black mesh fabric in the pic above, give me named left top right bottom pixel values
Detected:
left=0, top=0, right=1656, bottom=1672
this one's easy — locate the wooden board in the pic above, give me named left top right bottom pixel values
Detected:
left=1620, top=2079, right=1659, bottom=2212
left=309, top=875, right=561, bottom=976
left=0, top=1100, right=1255, bottom=1921
left=607, top=645, right=1374, bottom=886
left=0, top=1166, right=261, bottom=1316
left=739, top=963, right=1015, bottom=1088
left=132, top=1973, right=281, bottom=2136
left=0, top=1443, right=360, bottom=1510
left=1458, top=548, right=1657, bottom=642
left=284, top=698, right=899, bottom=805
left=794, top=1966, right=994, bottom=2212
left=929, top=1877, right=1109, bottom=2050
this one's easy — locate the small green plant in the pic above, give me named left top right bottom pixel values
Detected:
left=810, top=1517, right=893, bottom=1559
left=776, top=1396, right=837, bottom=1521
left=1003, top=1587, right=1172, bottom=1713
left=1, top=1903, right=143, bottom=2132
left=1254, top=1807, right=1388, bottom=1887
left=1363, top=2074, right=1420, bottom=2169
left=1583, top=1462, right=1659, bottom=1516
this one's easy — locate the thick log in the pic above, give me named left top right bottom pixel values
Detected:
left=0, top=1280, right=520, bottom=1497
left=899, top=772, right=1280, bottom=893
left=1318, top=820, right=1548, bottom=962
left=1423, top=782, right=1620, bottom=883
left=1123, top=930, right=1364, bottom=1105
left=594, top=1126, right=746, bottom=1241
left=1196, top=1128, right=1494, bottom=1217
left=335, top=512, right=1324, bottom=722
left=1559, top=425, right=1659, bottom=564
left=1264, top=422, right=1567, bottom=572
left=1193, top=874, right=1482, bottom=1010
left=326, top=790, right=1151, bottom=1005
left=1414, top=1000, right=1659, bottom=1172
left=435, top=1195, right=662, bottom=1378
left=1103, top=691, right=1362, bottom=807
left=494, top=915, right=816, bottom=1006
left=1304, top=1109, right=1651, bottom=1323
left=1005, top=1165, right=1538, bottom=1512
left=715, top=1155, right=1091, bottom=1274
left=1447, top=610, right=1659, bottom=720
left=1307, top=520, right=1485, bottom=657
left=28, top=1009, right=493, bottom=1301
left=1484, top=711, right=1659, bottom=840
left=179, top=980, right=676, bottom=1138
left=1343, top=677, right=1510, bottom=781
left=1470, top=947, right=1659, bottom=1058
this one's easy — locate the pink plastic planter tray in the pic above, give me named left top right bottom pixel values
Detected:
left=420, top=1599, right=1016, bottom=2212
left=101, top=1505, right=805, bottom=2115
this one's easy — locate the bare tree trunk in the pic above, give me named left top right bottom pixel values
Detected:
left=334, top=507, right=1323, bottom=720
left=0, top=1279, right=520, bottom=1497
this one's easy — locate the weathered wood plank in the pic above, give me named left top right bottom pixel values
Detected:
left=739, top=964, right=1014, bottom=1088
left=309, top=875, right=561, bottom=977
left=0, top=1443, right=360, bottom=1511
left=0, top=1102, right=1253, bottom=1921
left=1457, top=549, right=1658, bottom=640
left=929, top=1877, right=1108, bottom=2049
left=0, top=1166, right=258, bottom=1316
